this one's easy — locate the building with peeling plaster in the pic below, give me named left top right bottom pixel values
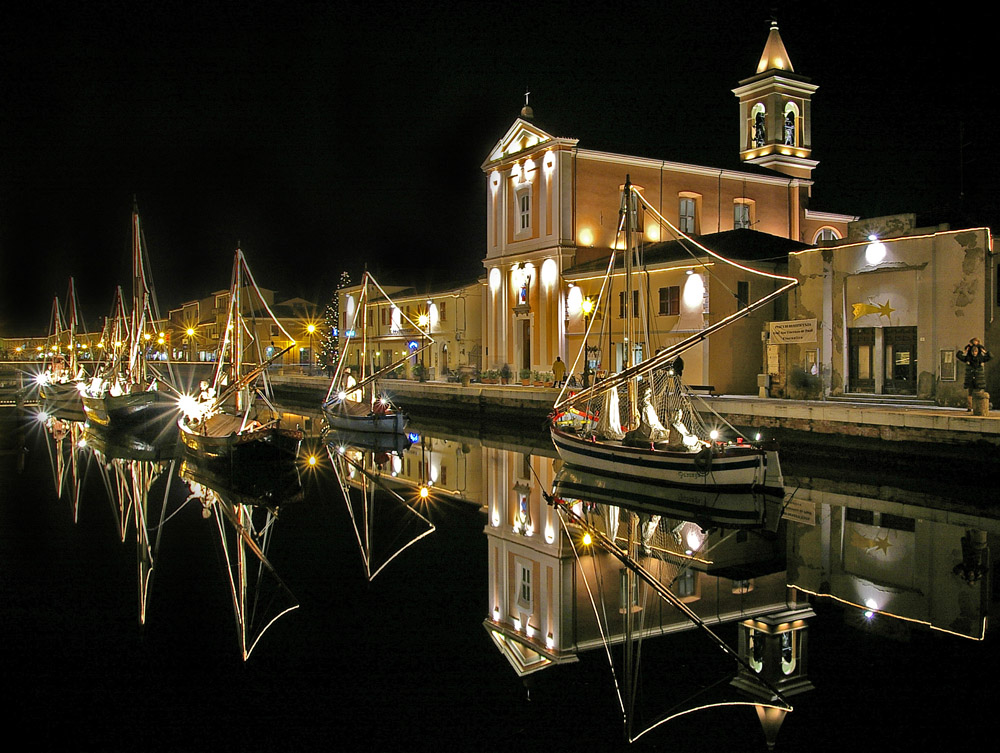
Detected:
left=781, top=216, right=996, bottom=404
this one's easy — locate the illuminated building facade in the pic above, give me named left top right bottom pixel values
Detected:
left=784, top=219, right=997, bottom=403
left=481, top=23, right=854, bottom=391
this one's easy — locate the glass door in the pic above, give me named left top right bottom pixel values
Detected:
left=848, top=328, right=875, bottom=393
left=883, top=326, right=917, bottom=394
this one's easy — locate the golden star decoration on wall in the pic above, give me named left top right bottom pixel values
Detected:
left=849, top=527, right=893, bottom=555
left=851, top=300, right=895, bottom=320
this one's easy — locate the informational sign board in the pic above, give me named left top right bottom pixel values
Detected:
left=782, top=498, right=816, bottom=525
left=769, top=318, right=817, bottom=344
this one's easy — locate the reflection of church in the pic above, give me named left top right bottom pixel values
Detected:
left=480, top=21, right=854, bottom=395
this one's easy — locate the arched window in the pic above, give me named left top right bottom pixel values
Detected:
left=783, top=102, right=800, bottom=146
left=813, top=227, right=840, bottom=244
left=751, top=103, right=766, bottom=147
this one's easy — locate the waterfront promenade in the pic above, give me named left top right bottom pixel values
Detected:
left=270, top=374, right=1000, bottom=455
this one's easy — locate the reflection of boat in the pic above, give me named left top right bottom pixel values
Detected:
left=322, top=271, right=431, bottom=435
left=328, top=440, right=434, bottom=581
left=178, top=247, right=302, bottom=474
left=325, top=428, right=414, bottom=456
left=550, top=178, right=795, bottom=496
left=181, top=469, right=299, bottom=660
left=547, top=466, right=796, bottom=744
left=82, top=422, right=179, bottom=462
left=179, top=453, right=303, bottom=508
left=81, top=204, right=179, bottom=432
left=553, top=464, right=783, bottom=532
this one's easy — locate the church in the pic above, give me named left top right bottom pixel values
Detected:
left=479, top=21, right=855, bottom=395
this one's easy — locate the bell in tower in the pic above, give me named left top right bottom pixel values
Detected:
left=733, top=20, right=819, bottom=180
left=731, top=606, right=816, bottom=749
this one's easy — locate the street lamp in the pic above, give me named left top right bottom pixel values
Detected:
left=306, top=323, right=316, bottom=375
left=186, top=327, right=195, bottom=362
left=581, top=296, right=594, bottom=387
left=417, top=312, right=429, bottom=381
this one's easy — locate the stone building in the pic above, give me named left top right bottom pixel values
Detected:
left=480, top=21, right=855, bottom=391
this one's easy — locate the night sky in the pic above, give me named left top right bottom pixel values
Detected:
left=1, top=2, right=995, bottom=334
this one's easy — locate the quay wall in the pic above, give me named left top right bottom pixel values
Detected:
left=270, top=376, right=1000, bottom=456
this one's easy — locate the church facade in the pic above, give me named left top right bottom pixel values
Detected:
left=480, top=22, right=855, bottom=393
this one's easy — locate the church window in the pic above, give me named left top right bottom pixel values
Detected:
left=678, top=194, right=700, bottom=234
left=813, top=227, right=840, bottom=243
left=734, top=198, right=755, bottom=230
left=520, top=193, right=531, bottom=231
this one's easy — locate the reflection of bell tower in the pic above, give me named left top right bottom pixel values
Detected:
left=733, top=20, right=818, bottom=180
left=732, top=606, right=815, bottom=750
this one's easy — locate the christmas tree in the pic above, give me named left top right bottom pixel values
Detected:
left=317, top=271, right=350, bottom=375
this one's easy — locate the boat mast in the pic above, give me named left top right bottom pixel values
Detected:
left=234, top=247, right=245, bottom=414
left=361, top=272, right=370, bottom=409
left=622, top=176, right=638, bottom=426
left=66, top=278, right=78, bottom=376
left=129, top=201, right=148, bottom=385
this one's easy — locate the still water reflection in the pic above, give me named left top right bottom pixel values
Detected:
left=2, top=407, right=998, bottom=750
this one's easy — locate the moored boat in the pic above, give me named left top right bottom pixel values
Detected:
left=178, top=246, right=303, bottom=476
left=550, top=177, right=797, bottom=497
left=322, top=271, right=430, bottom=435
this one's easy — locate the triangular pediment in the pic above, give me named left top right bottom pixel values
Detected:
left=486, top=118, right=557, bottom=164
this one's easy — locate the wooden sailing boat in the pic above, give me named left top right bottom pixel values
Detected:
left=81, top=203, right=178, bottom=431
left=550, top=177, right=796, bottom=496
left=38, top=279, right=87, bottom=421
left=178, top=246, right=302, bottom=472
left=322, top=271, right=432, bottom=434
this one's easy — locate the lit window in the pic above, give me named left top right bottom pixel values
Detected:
left=518, top=564, right=532, bottom=607
left=813, top=227, right=840, bottom=243
left=734, top=204, right=750, bottom=229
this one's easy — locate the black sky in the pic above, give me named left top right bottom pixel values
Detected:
left=1, top=2, right=995, bottom=334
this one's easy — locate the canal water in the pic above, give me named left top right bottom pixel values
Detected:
left=1, top=406, right=997, bottom=751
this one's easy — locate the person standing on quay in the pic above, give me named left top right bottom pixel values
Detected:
left=956, top=337, right=991, bottom=411
left=552, top=356, right=566, bottom=387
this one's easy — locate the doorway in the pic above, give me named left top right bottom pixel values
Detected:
left=848, top=327, right=875, bottom=393
left=883, top=326, right=917, bottom=395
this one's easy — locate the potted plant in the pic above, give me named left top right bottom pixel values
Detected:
left=499, top=363, right=512, bottom=385
left=481, top=369, right=499, bottom=384
left=519, top=368, right=531, bottom=386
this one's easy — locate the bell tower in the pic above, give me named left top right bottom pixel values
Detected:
left=733, top=20, right=818, bottom=180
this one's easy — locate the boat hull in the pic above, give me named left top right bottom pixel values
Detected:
left=550, top=426, right=783, bottom=496
left=179, top=418, right=303, bottom=466
left=322, top=404, right=408, bottom=434
left=39, top=381, right=87, bottom=422
left=82, top=390, right=179, bottom=432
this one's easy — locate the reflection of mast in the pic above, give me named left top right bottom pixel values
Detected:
left=329, top=443, right=435, bottom=581
left=553, top=495, right=793, bottom=744
left=194, top=486, right=298, bottom=661
left=85, top=442, right=172, bottom=624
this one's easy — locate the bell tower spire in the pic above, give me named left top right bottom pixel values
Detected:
left=733, top=20, right=818, bottom=180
